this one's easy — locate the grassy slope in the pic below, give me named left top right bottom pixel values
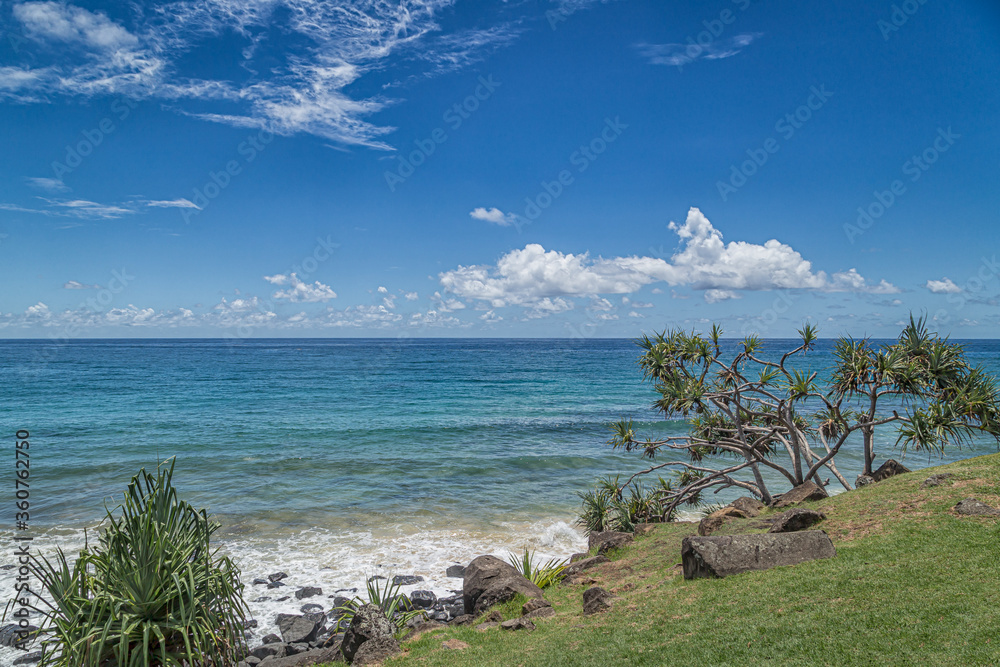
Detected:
left=326, top=453, right=1000, bottom=666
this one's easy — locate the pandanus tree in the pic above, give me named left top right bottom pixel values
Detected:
left=605, top=316, right=1000, bottom=522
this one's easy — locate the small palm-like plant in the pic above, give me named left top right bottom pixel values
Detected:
left=334, top=576, right=424, bottom=638
left=507, top=549, right=568, bottom=589
left=9, top=459, right=248, bottom=666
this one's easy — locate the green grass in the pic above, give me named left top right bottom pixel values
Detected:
left=319, top=453, right=1000, bottom=666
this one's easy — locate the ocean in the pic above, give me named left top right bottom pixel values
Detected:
left=1, top=337, right=997, bottom=660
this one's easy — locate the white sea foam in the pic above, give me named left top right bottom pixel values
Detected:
left=0, top=516, right=586, bottom=664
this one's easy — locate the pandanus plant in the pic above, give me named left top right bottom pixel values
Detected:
left=596, top=315, right=1000, bottom=521
left=6, top=458, right=249, bottom=666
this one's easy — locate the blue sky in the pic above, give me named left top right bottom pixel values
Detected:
left=1, top=0, right=998, bottom=338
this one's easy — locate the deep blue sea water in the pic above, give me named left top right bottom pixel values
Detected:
left=1, top=337, right=997, bottom=656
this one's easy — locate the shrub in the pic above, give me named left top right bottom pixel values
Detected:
left=334, top=575, right=424, bottom=638
left=11, top=459, right=249, bottom=666
left=507, top=549, right=567, bottom=589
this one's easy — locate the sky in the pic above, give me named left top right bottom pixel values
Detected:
left=0, top=0, right=998, bottom=339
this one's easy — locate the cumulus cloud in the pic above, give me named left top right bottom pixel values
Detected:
left=636, top=33, right=761, bottom=69
left=470, top=207, right=519, bottom=227
left=263, top=273, right=337, bottom=302
left=925, top=277, right=962, bottom=294
left=403, top=291, right=419, bottom=301
left=439, top=208, right=899, bottom=308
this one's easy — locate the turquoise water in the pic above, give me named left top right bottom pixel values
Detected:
left=1, top=337, right=997, bottom=655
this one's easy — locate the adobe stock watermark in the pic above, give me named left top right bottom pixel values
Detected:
left=181, top=129, right=274, bottom=223
left=878, top=0, right=930, bottom=41
left=738, top=291, right=800, bottom=338
left=384, top=75, right=500, bottom=192
left=518, top=117, right=627, bottom=227
left=843, top=127, right=958, bottom=244
left=717, top=85, right=833, bottom=201
left=672, top=0, right=755, bottom=72
left=51, top=98, right=139, bottom=180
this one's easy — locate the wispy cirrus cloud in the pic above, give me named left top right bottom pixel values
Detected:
left=1, top=0, right=524, bottom=149
left=26, top=177, right=70, bottom=193
left=636, top=33, right=761, bottom=69
left=0, top=196, right=201, bottom=219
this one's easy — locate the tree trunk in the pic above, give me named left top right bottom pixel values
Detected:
left=862, top=426, right=873, bottom=476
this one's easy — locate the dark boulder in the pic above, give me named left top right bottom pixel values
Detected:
left=0, top=624, right=38, bottom=647
left=462, top=555, right=544, bottom=615
left=409, top=590, right=436, bottom=609
left=921, top=473, right=955, bottom=489
left=772, top=481, right=828, bottom=508
left=391, top=575, right=423, bottom=586
left=587, top=531, right=633, bottom=554
left=250, top=643, right=288, bottom=660
left=500, top=617, right=535, bottom=631
left=262, top=633, right=282, bottom=644
left=954, top=498, right=1000, bottom=517
left=768, top=508, right=827, bottom=533
left=582, top=587, right=613, bottom=615
left=871, top=459, right=911, bottom=482
left=300, top=604, right=324, bottom=614
left=698, top=506, right=749, bottom=536
left=525, top=606, right=556, bottom=619
left=267, top=581, right=286, bottom=589
left=276, top=614, right=322, bottom=644
left=340, top=604, right=395, bottom=664
left=446, top=564, right=466, bottom=578
left=682, top=530, right=836, bottom=579
left=12, top=652, right=42, bottom=666
left=255, top=646, right=341, bottom=666
left=729, top=496, right=765, bottom=517
left=351, top=635, right=401, bottom=665
left=295, top=587, right=322, bottom=600
left=268, top=572, right=289, bottom=583
left=521, top=598, right=551, bottom=615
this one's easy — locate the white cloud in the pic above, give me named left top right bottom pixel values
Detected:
left=403, top=291, right=419, bottom=301
left=14, top=2, right=138, bottom=50
left=4, top=1, right=520, bottom=148
left=479, top=309, right=502, bottom=323
left=439, top=207, right=899, bottom=307
left=26, top=177, right=69, bottom=192
left=470, top=207, right=519, bottom=227
left=636, top=33, right=761, bottom=69
left=377, top=286, right=388, bottom=293
left=263, top=273, right=337, bottom=302
left=44, top=199, right=135, bottom=219
left=704, top=289, right=740, bottom=304
left=142, top=198, right=200, bottom=209
left=925, top=277, right=962, bottom=294
left=431, top=291, right=466, bottom=313
left=25, top=302, right=50, bottom=318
